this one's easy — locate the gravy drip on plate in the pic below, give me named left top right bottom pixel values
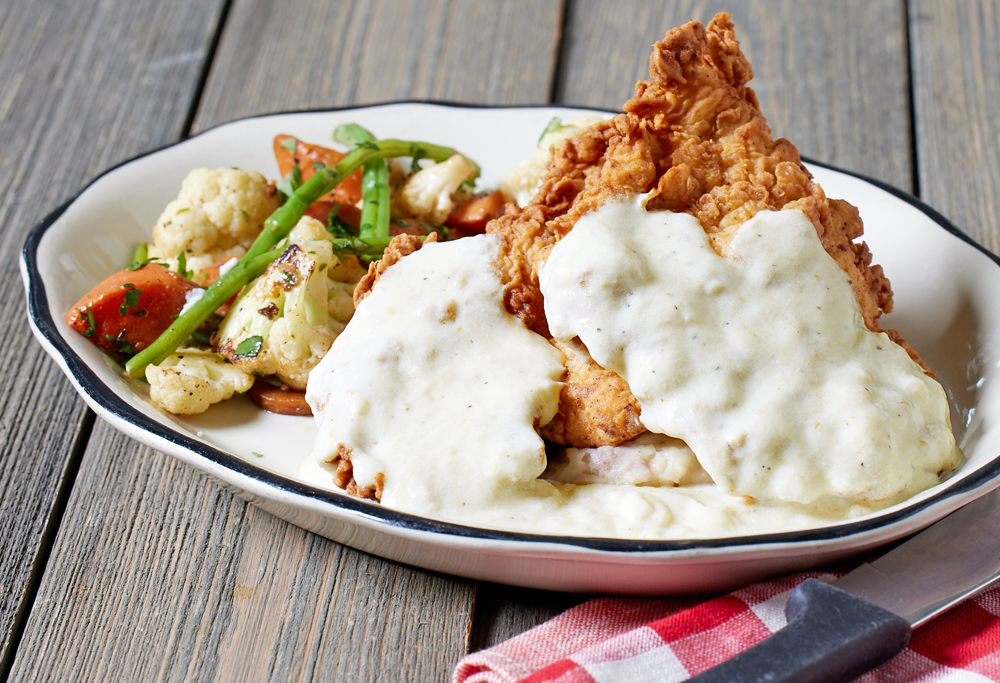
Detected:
left=540, top=196, right=961, bottom=507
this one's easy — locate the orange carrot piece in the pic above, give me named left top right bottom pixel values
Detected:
left=249, top=379, right=312, bottom=416
left=304, top=200, right=362, bottom=229
left=274, top=134, right=364, bottom=207
left=444, top=190, right=506, bottom=237
left=66, top=263, right=200, bottom=358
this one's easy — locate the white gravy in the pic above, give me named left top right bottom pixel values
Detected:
left=302, top=204, right=961, bottom=540
left=540, top=196, right=961, bottom=507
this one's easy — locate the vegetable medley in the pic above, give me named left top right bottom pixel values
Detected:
left=66, top=117, right=599, bottom=416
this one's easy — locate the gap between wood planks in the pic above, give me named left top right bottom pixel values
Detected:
left=0, top=1, right=236, bottom=679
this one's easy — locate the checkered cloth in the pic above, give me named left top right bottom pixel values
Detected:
left=453, top=572, right=1000, bottom=683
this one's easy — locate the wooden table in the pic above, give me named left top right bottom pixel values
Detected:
left=2, top=1, right=997, bottom=680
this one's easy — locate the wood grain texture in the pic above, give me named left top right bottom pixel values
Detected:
left=193, top=0, right=566, bottom=130
left=910, top=0, right=1000, bottom=253
left=556, top=0, right=913, bottom=190
left=10, top=421, right=475, bottom=682
left=11, top=1, right=564, bottom=681
left=0, top=0, right=224, bottom=673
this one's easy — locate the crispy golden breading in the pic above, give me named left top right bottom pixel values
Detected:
left=325, top=443, right=384, bottom=501
left=353, top=232, right=438, bottom=306
left=488, top=12, right=921, bottom=448
left=540, top=340, right=643, bottom=447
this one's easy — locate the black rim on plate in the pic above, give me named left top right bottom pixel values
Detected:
left=21, top=101, right=1000, bottom=553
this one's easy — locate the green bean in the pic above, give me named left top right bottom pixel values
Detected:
left=125, top=138, right=475, bottom=378
left=333, top=124, right=391, bottom=240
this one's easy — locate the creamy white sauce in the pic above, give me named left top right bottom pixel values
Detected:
left=305, top=235, right=565, bottom=521
left=178, top=287, right=205, bottom=315
left=541, top=196, right=961, bottom=507
left=301, top=218, right=960, bottom=540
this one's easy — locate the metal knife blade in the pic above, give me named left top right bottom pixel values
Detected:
left=834, top=485, right=1000, bottom=627
left=686, top=486, right=1000, bottom=683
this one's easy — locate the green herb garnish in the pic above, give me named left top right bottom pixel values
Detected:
left=105, top=330, right=135, bottom=357
left=233, top=335, right=263, bottom=359
left=119, top=286, right=142, bottom=315
left=177, top=252, right=192, bottom=279
left=81, top=306, right=96, bottom=337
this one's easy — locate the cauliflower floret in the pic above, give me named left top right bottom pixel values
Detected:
left=214, top=216, right=363, bottom=390
left=146, top=347, right=254, bottom=415
left=150, top=167, right=281, bottom=279
left=394, top=154, right=477, bottom=224
left=501, top=116, right=606, bottom=206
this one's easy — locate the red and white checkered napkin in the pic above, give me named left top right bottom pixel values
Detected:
left=453, top=572, right=1000, bottom=683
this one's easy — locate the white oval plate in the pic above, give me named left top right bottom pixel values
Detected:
left=20, top=103, right=1000, bottom=595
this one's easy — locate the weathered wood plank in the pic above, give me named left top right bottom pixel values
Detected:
left=557, top=0, right=913, bottom=191
left=909, top=0, right=1000, bottom=253
left=11, top=422, right=476, bottom=682
left=11, top=1, right=564, bottom=681
left=467, top=0, right=915, bottom=649
left=194, top=0, right=564, bottom=129
left=0, top=0, right=224, bottom=674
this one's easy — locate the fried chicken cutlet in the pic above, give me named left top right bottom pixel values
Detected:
left=484, top=12, right=921, bottom=448
left=354, top=12, right=921, bottom=456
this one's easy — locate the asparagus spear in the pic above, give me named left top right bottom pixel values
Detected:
left=125, top=138, right=476, bottom=378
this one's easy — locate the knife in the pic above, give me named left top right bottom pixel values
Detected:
left=687, top=487, right=1000, bottom=683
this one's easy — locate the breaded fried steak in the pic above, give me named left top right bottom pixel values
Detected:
left=484, top=12, right=921, bottom=448
left=356, top=12, right=921, bottom=450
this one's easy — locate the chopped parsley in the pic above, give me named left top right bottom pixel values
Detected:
left=280, top=137, right=298, bottom=154
left=277, top=170, right=303, bottom=199
left=105, top=330, right=134, bottom=357
left=80, top=306, right=96, bottom=337
left=252, top=451, right=265, bottom=458
left=119, top=285, right=142, bottom=315
left=126, top=258, right=158, bottom=271
left=233, top=335, right=263, bottom=359
left=409, top=145, right=426, bottom=173
left=176, top=252, right=192, bottom=279
left=326, top=203, right=356, bottom=239
left=312, top=161, right=325, bottom=171
left=240, top=208, right=249, bottom=221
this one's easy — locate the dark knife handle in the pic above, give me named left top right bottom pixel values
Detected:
left=686, top=579, right=911, bottom=683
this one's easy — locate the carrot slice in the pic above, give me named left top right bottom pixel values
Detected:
left=274, top=134, right=364, bottom=207
left=444, top=190, right=506, bottom=238
left=305, top=200, right=362, bottom=229
left=66, top=263, right=200, bottom=358
left=249, top=379, right=312, bottom=416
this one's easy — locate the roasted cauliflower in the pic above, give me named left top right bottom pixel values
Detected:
left=214, top=217, right=363, bottom=390
left=145, top=347, right=254, bottom=415
left=501, top=116, right=606, bottom=206
left=149, top=167, right=281, bottom=279
left=393, top=153, right=477, bottom=224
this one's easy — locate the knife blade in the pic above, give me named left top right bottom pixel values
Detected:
left=686, top=486, right=1000, bottom=683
